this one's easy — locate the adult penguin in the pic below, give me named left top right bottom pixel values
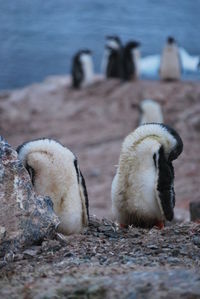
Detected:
left=102, top=36, right=124, bottom=79
left=123, top=41, right=141, bottom=80
left=71, top=49, right=94, bottom=88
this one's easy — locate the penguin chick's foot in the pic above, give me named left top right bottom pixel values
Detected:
left=154, top=221, right=164, bottom=230
left=120, top=223, right=128, bottom=229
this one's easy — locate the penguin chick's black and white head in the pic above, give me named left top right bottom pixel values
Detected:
left=71, top=49, right=94, bottom=89
left=17, top=138, right=89, bottom=235
left=123, top=40, right=141, bottom=80
left=105, top=35, right=122, bottom=50
left=103, top=35, right=124, bottom=79
left=111, top=123, right=183, bottom=228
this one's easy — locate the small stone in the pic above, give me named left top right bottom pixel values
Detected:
left=64, top=252, right=74, bottom=258
left=23, top=247, right=40, bottom=258
left=42, top=240, right=61, bottom=252
left=147, top=245, right=159, bottom=250
left=167, top=257, right=180, bottom=265
left=193, top=237, right=200, bottom=247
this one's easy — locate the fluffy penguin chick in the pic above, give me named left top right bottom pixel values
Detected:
left=111, top=123, right=183, bottom=228
left=17, top=139, right=89, bottom=235
left=160, top=36, right=181, bottom=81
left=139, top=99, right=164, bottom=125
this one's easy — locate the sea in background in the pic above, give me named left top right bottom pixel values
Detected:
left=0, top=0, right=200, bottom=90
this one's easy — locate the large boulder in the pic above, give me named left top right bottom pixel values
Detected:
left=0, top=136, right=59, bottom=256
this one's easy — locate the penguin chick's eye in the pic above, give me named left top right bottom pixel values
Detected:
left=26, top=164, right=35, bottom=185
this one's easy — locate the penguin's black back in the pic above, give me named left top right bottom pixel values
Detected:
left=106, top=48, right=124, bottom=79
left=71, top=52, right=84, bottom=89
left=123, top=44, right=135, bottom=81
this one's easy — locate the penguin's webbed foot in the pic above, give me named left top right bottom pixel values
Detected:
left=120, top=223, right=128, bottom=229
left=154, top=221, right=164, bottom=230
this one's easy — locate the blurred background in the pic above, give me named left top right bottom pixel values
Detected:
left=0, top=0, right=200, bottom=90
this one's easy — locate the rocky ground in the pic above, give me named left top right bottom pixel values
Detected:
left=0, top=77, right=200, bottom=298
left=0, top=218, right=200, bottom=299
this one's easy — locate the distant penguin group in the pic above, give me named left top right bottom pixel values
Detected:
left=71, top=35, right=141, bottom=88
left=103, top=36, right=141, bottom=81
left=71, top=35, right=187, bottom=88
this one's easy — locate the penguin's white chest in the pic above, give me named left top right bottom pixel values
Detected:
left=80, top=54, right=94, bottom=85
left=126, top=165, right=161, bottom=219
left=132, top=49, right=140, bottom=78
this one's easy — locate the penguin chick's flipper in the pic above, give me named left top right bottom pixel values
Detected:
left=154, top=146, right=175, bottom=221
left=80, top=170, right=89, bottom=220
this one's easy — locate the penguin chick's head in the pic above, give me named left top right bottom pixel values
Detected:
left=105, top=35, right=122, bottom=50
left=73, top=49, right=92, bottom=62
left=79, top=49, right=92, bottom=56
left=123, top=123, right=183, bottom=162
left=167, top=36, right=175, bottom=45
left=125, top=40, right=141, bottom=50
left=16, top=138, right=89, bottom=234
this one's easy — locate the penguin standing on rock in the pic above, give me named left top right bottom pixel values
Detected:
left=139, top=99, right=164, bottom=125
left=102, top=36, right=124, bottom=79
left=123, top=41, right=141, bottom=80
left=71, top=49, right=94, bottom=89
left=17, top=138, right=89, bottom=235
left=111, top=123, right=183, bottom=229
left=160, top=36, right=181, bottom=81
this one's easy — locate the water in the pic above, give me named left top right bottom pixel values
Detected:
left=0, top=1, right=200, bottom=90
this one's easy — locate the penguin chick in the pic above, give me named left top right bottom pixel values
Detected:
left=17, top=138, right=89, bottom=235
left=71, top=49, right=94, bottom=89
left=123, top=41, right=141, bottom=81
left=102, top=35, right=124, bottom=79
left=139, top=99, right=164, bottom=125
left=111, top=123, right=183, bottom=228
left=160, top=36, right=181, bottom=81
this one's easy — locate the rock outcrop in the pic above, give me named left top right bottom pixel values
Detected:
left=0, top=136, right=59, bottom=257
